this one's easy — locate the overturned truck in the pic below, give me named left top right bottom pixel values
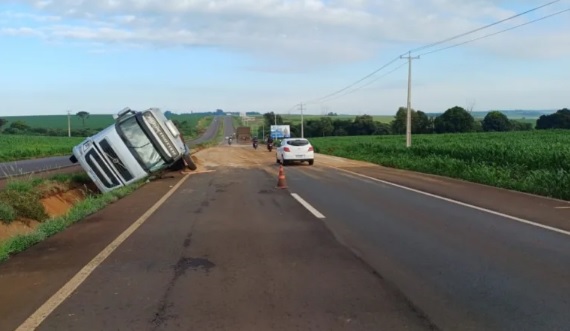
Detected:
left=69, top=107, right=196, bottom=193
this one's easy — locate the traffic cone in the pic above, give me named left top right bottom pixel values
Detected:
left=276, top=165, right=288, bottom=189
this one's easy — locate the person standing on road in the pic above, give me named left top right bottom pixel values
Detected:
left=266, top=135, right=274, bottom=151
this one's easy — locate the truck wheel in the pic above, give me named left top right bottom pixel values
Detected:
left=69, top=155, right=78, bottom=163
left=184, top=154, right=198, bottom=171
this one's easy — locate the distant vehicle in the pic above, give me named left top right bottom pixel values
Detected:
left=275, top=138, right=314, bottom=166
left=69, top=107, right=188, bottom=193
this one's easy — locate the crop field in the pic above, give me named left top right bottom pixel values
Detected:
left=311, top=130, right=570, bottom=200
left=3, top=115, right=115, bottom=130
left=0, top=135, right=84, bottom=162
left=0, top=114, right=210, bottom=162
left=3, top=113, right=208, bottom=131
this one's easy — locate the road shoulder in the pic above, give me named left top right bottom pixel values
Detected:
left=0, top=172, right=186, bottom=331
left=316, top=153, right=570, bottom=232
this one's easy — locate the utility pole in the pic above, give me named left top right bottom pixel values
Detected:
left=400, top=51, right=419, bottom=148
left=274, top=112, right=277, bottom=125
left=299, top=103, right=305, bottom=138
left=67, top=110, right=71, bottom=137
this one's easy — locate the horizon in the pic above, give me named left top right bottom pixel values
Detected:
left=1, top=0, right=569, bottom=116
left=0, top=108, right=558, bottom=118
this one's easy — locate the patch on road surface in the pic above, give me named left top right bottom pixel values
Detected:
left=151, top=256, right=216, bottom=329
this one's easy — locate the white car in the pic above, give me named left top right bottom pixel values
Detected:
left=276, top=138, right=314, bottom=165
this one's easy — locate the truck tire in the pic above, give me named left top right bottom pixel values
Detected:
left=183, top=154, right=198, bottom=171
left=69, top=155, right=78, bottom=164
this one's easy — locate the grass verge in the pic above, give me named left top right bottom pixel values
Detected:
left=0, top=174, right=144, bottom=263
left=193, top=116, right=226, bottom=151
left=0, top=135, right=85, bottom=162
left=311, top=130, right=570, bottom=200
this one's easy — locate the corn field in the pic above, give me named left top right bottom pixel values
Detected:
left=0, top=135, right=84, bottom=162
left=311, top=130, right=570, bottom=200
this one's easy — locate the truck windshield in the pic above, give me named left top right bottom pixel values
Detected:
left=118, top=116, right=166, bottom=172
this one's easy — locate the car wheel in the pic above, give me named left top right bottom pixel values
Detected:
left=69, top=155, right=78, bottom=163
left=308, top=159, right=314, bottom=166
left=276, top=158, right=280, bottom=164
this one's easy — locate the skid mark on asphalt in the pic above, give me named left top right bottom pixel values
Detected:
left=150, top=227, right=215, bottom=330
left=150, top=256, right=216, bottom=330
left=183, top=233, right=192, bottom=248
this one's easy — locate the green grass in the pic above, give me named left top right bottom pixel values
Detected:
left=0, top=179, right=143, bottom=262
left=233, top=116, right=243, bottom=128
left=1, top=113, right=208, bottom=132
left=0, top=135, right=84, bottom=162
left=3, top=114, right=115, bottom=130
left=311, top=130, right=570, bottom=200
left=0, top=202, right=16, bottom=224
left=194, top=115, right=226, bottom=150
left=0, top=114, right=207, bottom=162
left=194, top=116, right=213, bottom=136
left=0, top=173, right=92, bottom=224
left=170, top=114, right=209, bottom=138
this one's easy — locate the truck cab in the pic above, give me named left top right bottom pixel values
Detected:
left=70, top=107, right=186, bottom=193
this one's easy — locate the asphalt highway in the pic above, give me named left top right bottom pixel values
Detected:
left=282, top=164, right=570, bottom=331
left=0, top=145, right=568, bottom=331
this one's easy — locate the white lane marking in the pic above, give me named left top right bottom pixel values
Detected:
left=16, top=174, right=192, bottom=331
left=331, top=167, right=570, bottom=237
left=291, top=193, right=326, bottom=219
left=555, top=206, right=570, bottom=209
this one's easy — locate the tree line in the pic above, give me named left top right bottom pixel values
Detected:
left=259, top=107, right=569, bottom=138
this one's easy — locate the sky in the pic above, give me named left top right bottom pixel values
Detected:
left=0, top=0, right=569, bottom=116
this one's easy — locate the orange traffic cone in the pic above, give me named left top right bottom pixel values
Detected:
left=276, top=165, right=288, bottom=189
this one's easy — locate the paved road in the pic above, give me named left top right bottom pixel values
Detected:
left=217, top=115, right=236, bottom=146
left=0, top=116, right=224, bottom=179
left=1, top=146, right=568, bottom=331
left=186, top=116, right=224, bottom=147
left=0, top=152, right=432, bottom=331
left=0, top=156, right=75, bottom=179
left=282, top=164, right=570, bottom=331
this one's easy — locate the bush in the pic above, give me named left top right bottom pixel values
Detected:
left=0, top=202, right=16, bottom=224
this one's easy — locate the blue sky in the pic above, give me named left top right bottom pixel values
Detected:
left=0, top=0, right=568, bottom=116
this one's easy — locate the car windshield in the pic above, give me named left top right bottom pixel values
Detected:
left=118, top=116, right=166, bottom=172
left=287, top=139, right=309, bottom=146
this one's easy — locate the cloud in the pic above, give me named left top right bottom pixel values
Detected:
left=1, top=0, right=569, bottom=68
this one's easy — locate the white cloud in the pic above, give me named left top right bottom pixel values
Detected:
left=1, top=0, right=569, bottom=68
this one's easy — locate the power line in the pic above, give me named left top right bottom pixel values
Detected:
left=304, top=56, right=401, bottom=104
left=301, top=1, right=560, bottom=106
left=315, top=62, right=407, bottom=103
left=419, top=7, right=570, bottom=57
left=407, top=0, right=561, bottom=54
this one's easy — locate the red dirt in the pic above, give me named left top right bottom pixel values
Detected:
left=1, top=186, right=90, bottom=242
left=0, top=219, right=40, bottom=241
left=40, top=188, right=88, bottom=219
